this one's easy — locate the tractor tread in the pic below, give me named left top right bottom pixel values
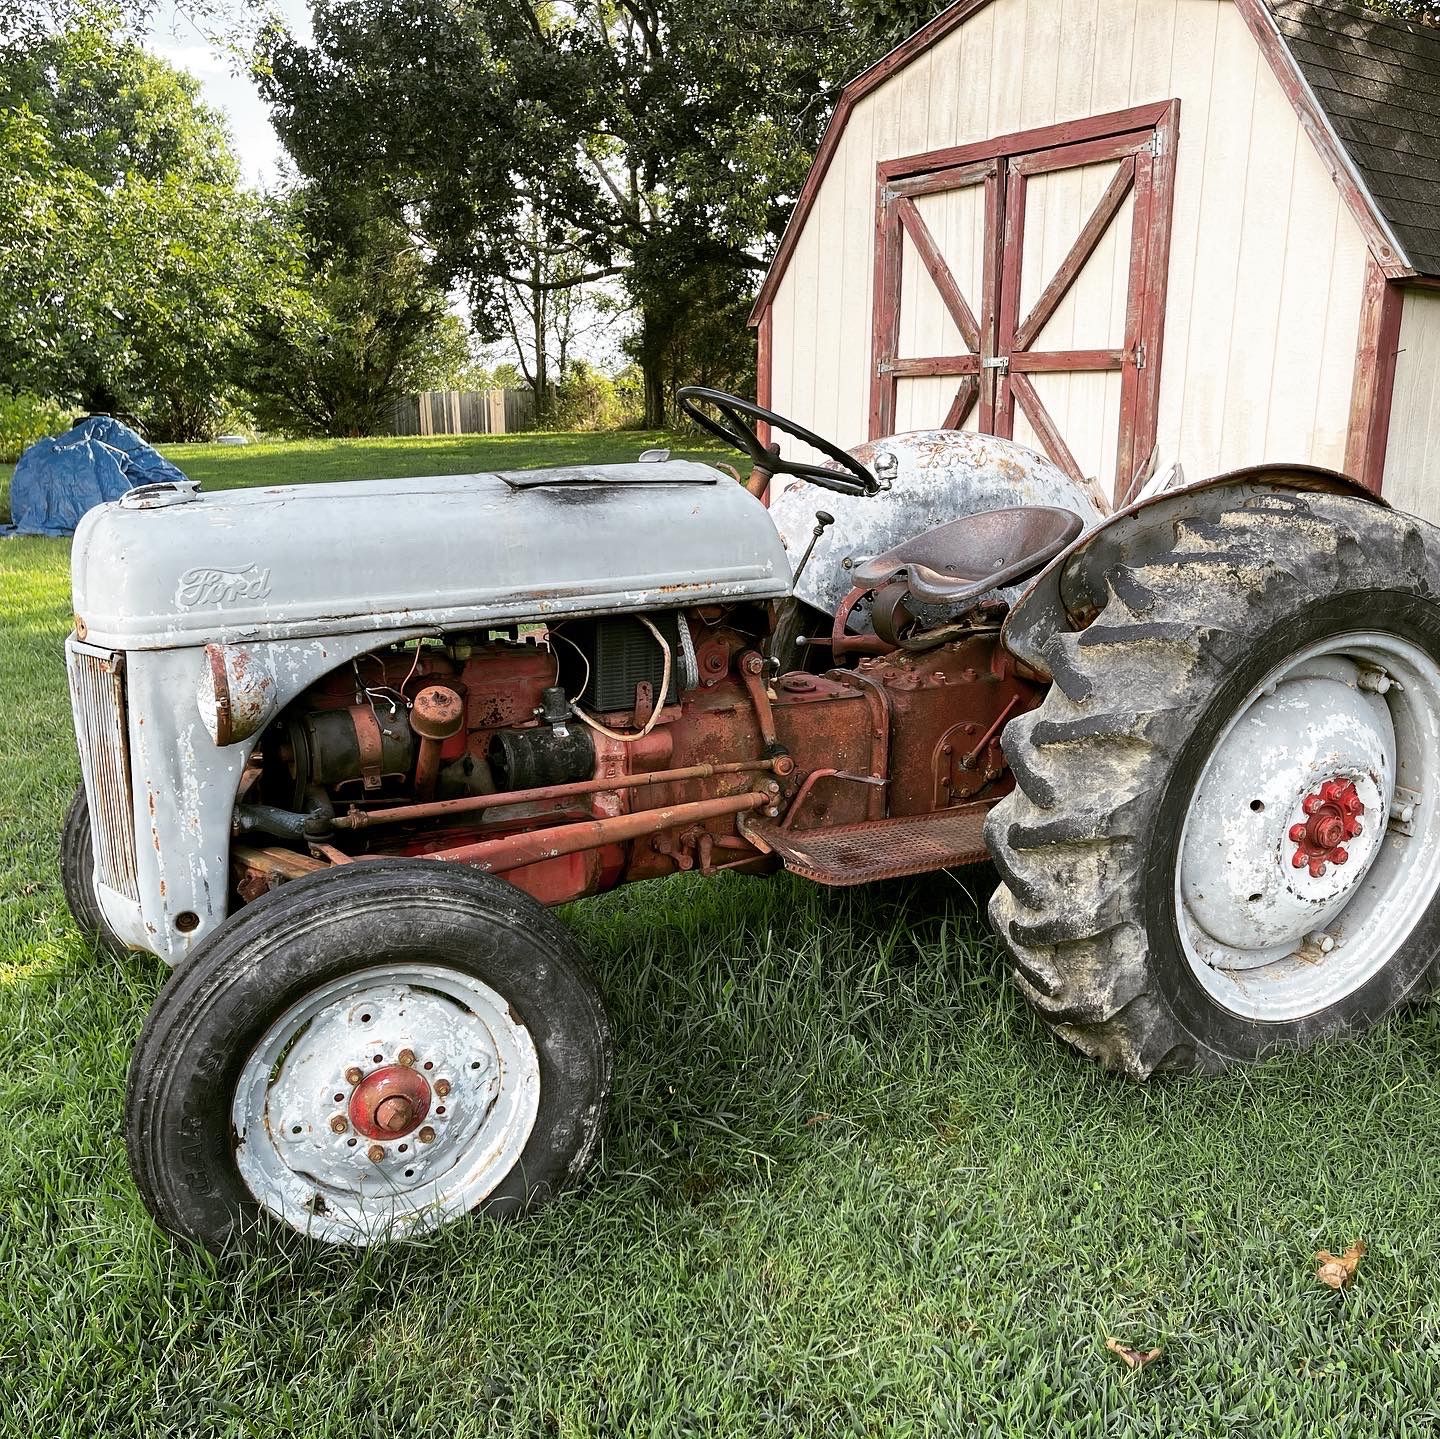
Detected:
left=986, top=491, right=1440, bottom=1078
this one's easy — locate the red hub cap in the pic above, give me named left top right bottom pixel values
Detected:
left=348, top=1065, right=432, bottom=1140
left=1289, top=778, right=1366, bottom=878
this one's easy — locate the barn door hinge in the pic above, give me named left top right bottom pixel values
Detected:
left=1132, top=341, right=1147, bottom=371
left=1142, top=131, right=1164, bottom=158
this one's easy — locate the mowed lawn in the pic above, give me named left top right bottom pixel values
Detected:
left=4, top=434, right=1440, bottom=1436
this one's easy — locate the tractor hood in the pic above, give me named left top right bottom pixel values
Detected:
left=71, top=461, right=791, bottom=650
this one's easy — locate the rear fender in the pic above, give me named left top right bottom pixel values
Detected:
left=1001, top=464, right=1383, bottom=676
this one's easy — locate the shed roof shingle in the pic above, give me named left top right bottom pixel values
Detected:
left=1269, top=0, right=1440, bottom=275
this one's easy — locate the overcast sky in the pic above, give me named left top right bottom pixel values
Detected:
left=144, top=1, right=312, bottom=189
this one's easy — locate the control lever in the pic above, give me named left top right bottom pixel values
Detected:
left=790, top=510, right=835, bottom=589
left=768, top=511, right=835, bottom=672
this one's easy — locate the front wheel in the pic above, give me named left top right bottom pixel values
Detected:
left=59, top=785, right=122, bottom=949
left=126, top=860, right=610, bottom=1249
left=987, top=490, right=1440, bottom=1076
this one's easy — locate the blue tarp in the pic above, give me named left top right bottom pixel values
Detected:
left=2, top=416, right=191, bottom=537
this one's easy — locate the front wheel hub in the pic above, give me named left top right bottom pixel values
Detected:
left=349, top=1065, right=431, bottom=1140
left=232, top=965, right=540, bottom=1245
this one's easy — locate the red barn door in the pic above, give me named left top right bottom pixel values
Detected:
left=870, top=102, right=1178, bottom=506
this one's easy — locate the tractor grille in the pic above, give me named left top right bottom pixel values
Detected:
left=66, top=642, right=140, bottom=901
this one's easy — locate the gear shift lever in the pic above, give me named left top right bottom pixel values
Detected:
left=790, top=510, right=835, bottom=588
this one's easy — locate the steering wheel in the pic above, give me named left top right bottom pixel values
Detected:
left=677, top=385, right=880, bottom=497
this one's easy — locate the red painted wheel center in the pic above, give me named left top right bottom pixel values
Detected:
left=1289, top=778, right=1365, bottom=879
left=348, top=1065, right=432, bottom=1140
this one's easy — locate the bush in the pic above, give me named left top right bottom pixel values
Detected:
left=548, top=362, right=645, bottom=432
left=0, top=392, right=71, bottom=463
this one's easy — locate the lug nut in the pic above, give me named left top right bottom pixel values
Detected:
left=434, top=1079, right=451, bottom=1097
left=329, top=1115, right=348, bottom=1134
left=367, top=1144, right=385, bottom=1163
left=345, top=1066, right=363, bottom=1085
left=419, top=1126, right=436, bottom=1144
left=398, top=1048, right=416, bottom=1067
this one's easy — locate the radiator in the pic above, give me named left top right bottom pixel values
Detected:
left=65, top=642, right=140, bottom=902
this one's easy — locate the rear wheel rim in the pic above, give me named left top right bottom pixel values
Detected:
left=232, top=962, right=540, bottom=1245
left=1176, top=632, right=1440, bottom=1022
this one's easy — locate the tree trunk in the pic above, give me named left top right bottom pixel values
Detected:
left=531, top=262, right=550, bottom=426
left=637, top=308, right=667, bottom=428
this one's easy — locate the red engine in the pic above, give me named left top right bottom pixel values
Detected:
left=234, top=602, right=1043, bottom=909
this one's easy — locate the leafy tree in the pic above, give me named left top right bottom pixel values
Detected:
left=1377, top=1, right=1439, bottom=19
left=257, top=0, right=875, bottom=424
left=0, top=13, right=273, bottom=437
left=239, top=191, right=476, bottom=437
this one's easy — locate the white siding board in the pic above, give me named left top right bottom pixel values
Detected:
left=1089, top=0, right=1138, bottom=115
left=988, top=0, right=1030, bottom=137
left=952, top=5, right=996, bottom=147
left=1382, top=290, right=1440, bottom=522
left=1218, top=54, right=1296, bottom=463
left=1055, top=0, right=1101, bottom=123
left=838, top=101, right=878, bottom=446
left=1175, top=7, right=1259, bottom=471
left=769, top=0, right=1370, bottom=473
left=1020, top=0, right=1063, bottom=132
left=1152, top=0, right=1221, bottom=464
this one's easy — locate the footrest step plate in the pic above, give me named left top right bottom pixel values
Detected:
left=741, top=807, right=990, bottom=886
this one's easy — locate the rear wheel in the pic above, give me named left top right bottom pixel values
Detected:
left=986, top=491, right=1440, bottom=1076
left=126, top=860, right=610, bottom=1249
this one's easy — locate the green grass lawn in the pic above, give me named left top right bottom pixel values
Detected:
left=5, top=435, right=1440, bottom=1435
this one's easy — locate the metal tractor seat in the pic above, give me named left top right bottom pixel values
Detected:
left=853, top=505, right=1084, bottom=611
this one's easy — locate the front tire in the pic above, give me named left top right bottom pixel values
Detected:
left=126, top=860, right=611, bottom=1250
left=59, top=785, right=122, bottom=949
left=986, top=491, right=1440, bottom=1076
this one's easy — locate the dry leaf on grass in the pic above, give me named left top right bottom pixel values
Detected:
left=1105, top=1337, right=1162, bottom=1370
left=1315, top=1241, right=1367, bottom=1290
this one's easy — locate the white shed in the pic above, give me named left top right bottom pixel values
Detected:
left=752, top=0, right=1440, bottom=515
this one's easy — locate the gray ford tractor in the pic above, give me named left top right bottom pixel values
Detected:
left=63, top=386, right=1440, bottom=1249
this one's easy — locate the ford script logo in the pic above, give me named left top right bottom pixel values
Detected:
left=176, top=564, right=273, bottom=608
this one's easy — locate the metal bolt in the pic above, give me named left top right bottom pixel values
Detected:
left=434, top=1079, right=451, bottom=1097
left=329, top=1115, right=348, bottom=1134
left=375, top=1095, right=415, bottom=1133
left=1307, top=931, right=1337, bottom=954
left=419, top=1126, right=436, bottom=1144
left=1358, top=668, right=1393, bottom=694
left=345, top=1066, right=363, bottom=1085
left=398, top=1048, right=416, bottom=1067
left=367, top=1144, right=385, bottom=1163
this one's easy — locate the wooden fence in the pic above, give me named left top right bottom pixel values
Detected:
left=387, top=388, right=536, bottom=437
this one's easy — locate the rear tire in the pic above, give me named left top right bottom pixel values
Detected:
left=126, top=859, right=611, bottom=1250
left=59, top=785, right=121, bottom=949
left=986, top=491, right=1440, bottom=1076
